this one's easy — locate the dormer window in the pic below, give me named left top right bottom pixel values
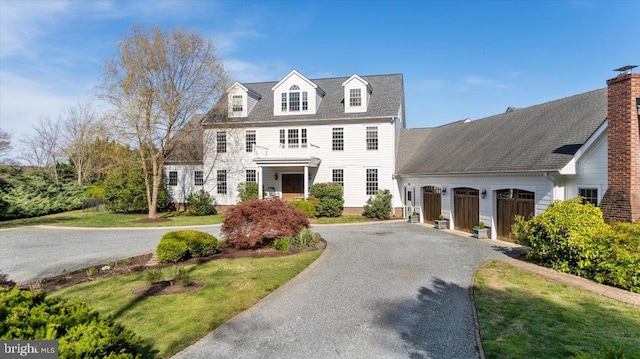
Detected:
left=350, top=88, right=362, bottom=107
left=232, top=95, right=243, bottom=112
left=281, top=85, right=308, bottom=112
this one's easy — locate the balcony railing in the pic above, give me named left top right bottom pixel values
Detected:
left=253, top=144, right=320, bottom=159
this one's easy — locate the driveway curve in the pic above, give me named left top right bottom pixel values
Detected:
left=174, top=222, right=521, bottom=359
left=0, top=225, right=222, bottom=284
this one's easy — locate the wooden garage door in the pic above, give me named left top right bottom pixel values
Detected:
left=497, top=189, right=535, bottom=241
left=454, top=188, right=479, bottom=232
left=422, top=186, right=442, bottom=222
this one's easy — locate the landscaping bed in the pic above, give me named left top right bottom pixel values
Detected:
left=20, top=238, right=326, bottom=294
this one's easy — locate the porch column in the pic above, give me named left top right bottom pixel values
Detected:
left=304, top=166, right=309, bottom=199
left=258, top=166, right=263, bottom=199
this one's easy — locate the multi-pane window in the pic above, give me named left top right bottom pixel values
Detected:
left=246, top=169, right=256, bottom=183
left=289, top=92, right=300, bottom=111
left=579, top=188, right=598, bottom=206
left=168, top=171, right=178, bottom=186
left=245, top=130, right=256, bottom=153
left=232, top=95, right=243, bottom=112
left=366, top=168, right=378, bottom=195
left=216, top=131, right=226, bottom=153
left=288, top=129, right=299, bottom=148
left=280, top=128, right=308, bottom=148
left=350, top=88, right=362, bottom=107
left=281, top=85, right=308, bottom=112
left=332, top=169, right=344, bottom=187
left=194, top=170, right=203, bottom=186
left=217, top=170, right=227, bottom=194
left=366, top=126, right=378, bottom=150
left=332, top=128, right=344, bottom=151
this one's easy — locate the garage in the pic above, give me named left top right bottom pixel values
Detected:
left=496, top=189, right=535, bottom=241
left=453, top=187, right=479, bottom=232
left=422, top=186, right=442, bottom=222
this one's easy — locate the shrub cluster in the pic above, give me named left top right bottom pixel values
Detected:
left=0, top=288, right=152, bottom=358
left=309, top=183, right=344, bottom=217
left=186, top=190, right=216, bottom=216
left=222, top=199, right=309, bottom=249
left=290, top=200, right=316, bottom=218
left=363, top=189, right=393, bottom=219
left=103, top=168, right=172, bottom=213
left=156, top=230, right=218, bottom=263
left=0, top=167, right=87, bottom=220
left=520, top=198, right=640, bottom=293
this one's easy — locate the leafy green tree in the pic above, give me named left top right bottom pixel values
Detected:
left=103, top=167, right=172, bottom=213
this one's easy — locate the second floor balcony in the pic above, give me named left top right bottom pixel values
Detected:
left=252, top=143, right=321, bottom=167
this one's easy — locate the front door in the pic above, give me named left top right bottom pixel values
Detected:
left=282, top=174, right=304, bottom=201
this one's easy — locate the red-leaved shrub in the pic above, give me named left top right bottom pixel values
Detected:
left=222, top=199, right=310, bottom=249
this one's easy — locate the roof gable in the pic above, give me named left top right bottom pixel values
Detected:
left=271, top=70, right=323, bottom=94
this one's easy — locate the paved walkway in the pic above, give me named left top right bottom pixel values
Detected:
left=174, top=222, right=521, bottom=359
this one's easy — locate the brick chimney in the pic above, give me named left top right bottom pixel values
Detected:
left=600, top=70, right=640, bottom=223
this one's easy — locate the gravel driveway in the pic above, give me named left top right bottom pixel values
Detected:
left=174, top=222, right=521, bottom=359
left=0, top=225, right=222, bottom=284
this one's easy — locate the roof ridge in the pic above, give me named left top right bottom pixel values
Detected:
left=241, top=73, right=402, bottom=86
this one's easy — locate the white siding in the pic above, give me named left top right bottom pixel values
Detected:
left=566, top=135, right=608, bottom=203
left=165, top=164, right=202, bottom=203
left=397, top=174, right=556, bottom=240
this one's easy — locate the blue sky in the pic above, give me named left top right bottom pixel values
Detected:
left=1, top=0, right=639, bottom=160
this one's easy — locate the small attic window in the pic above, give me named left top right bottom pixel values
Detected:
left=232, top=95, right=243, bottom=112
left=290, top=85, right=300, bottom=90
left=350, top=88, right=362, bottom=107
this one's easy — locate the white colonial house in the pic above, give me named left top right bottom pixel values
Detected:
left=166, top=69, right=640, bottom=242
left=165, top=70, right=406, bottom=215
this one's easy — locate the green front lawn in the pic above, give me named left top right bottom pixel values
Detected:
left=474, top=261, right=640, bottom=359
left=53, top=251, right=322, bottom=358
left=0, top=210, right=372, bottom=229
left=0, top=209, right=224, bottom=229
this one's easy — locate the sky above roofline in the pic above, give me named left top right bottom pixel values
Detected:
left=1, top=0, right=639, bottom=162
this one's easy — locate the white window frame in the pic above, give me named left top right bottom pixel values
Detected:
left=350, top=88, right=362, bottom=107
left=366, top=126, right=378, bottom=150
left=232, top=95, right=243, bottom=112
left=579, top=188, right=599, bottom=206
left=194, top=170, right=203, bottom=186
left=168, top=171, right=178, bottom=186
left=246, top=169, right=256, bottom=183
left=245, top=130, right=256, bottom=153
left=217, top=170, right=227, bottom=194
left=332, top=169, right=344, bottom=187
left=366, top=168, right=378, bottom=195
left=332, top=127, right=344, bottom=151
left=216, top=131, right=227, bottom=153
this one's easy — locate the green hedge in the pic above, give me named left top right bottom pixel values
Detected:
left=156, top=230, right=218, bottom=263
left=0, top=288, right=152, bottom=358
left=522, top=198, right=640, bottom=293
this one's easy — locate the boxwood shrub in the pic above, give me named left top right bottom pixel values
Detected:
left=156, top=230, right=218, bottom=263
left=290, top=200, right=316, bottom=218
left=309, top=183, right=344, bottom=217
left=0, top=288, right=152, bottom=358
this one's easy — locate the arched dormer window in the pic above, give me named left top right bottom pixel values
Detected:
left=281, top=85, right=308, bottom=112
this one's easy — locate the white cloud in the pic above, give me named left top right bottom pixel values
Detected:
left=225, top=59, right=289, bottom=83
left=0, top=0, right=71, bottom=58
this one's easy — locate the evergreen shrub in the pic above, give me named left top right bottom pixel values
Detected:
left=363, top=189, right=393, bottom=219
left=526, top=198, right=611, bottom=277
left=222, top=199, right=309, bottom=249
left=156, top=230, right=218, bottom=262
left=186, top=190, right=216, bottom=216
left=290, top=200, right=316, bottom=218
left=237, top=181, right=259, bottom=202
left=309, top=183, right=344, bottom=217
left=0, top=288, right=152, bottom=358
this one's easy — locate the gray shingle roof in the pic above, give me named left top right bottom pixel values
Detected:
left=201, top=73, right=404, bottom=124
left=397, top=88, right=607, bottom=175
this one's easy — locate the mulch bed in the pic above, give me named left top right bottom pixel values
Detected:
left=19, top=237, right=326, bottom=295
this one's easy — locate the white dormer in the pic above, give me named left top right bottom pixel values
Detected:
left=342, top=74, right=372, bottom=113
left=227, top=82, right=261, bottom=118
left=272, top=70, right=325, bottom=116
